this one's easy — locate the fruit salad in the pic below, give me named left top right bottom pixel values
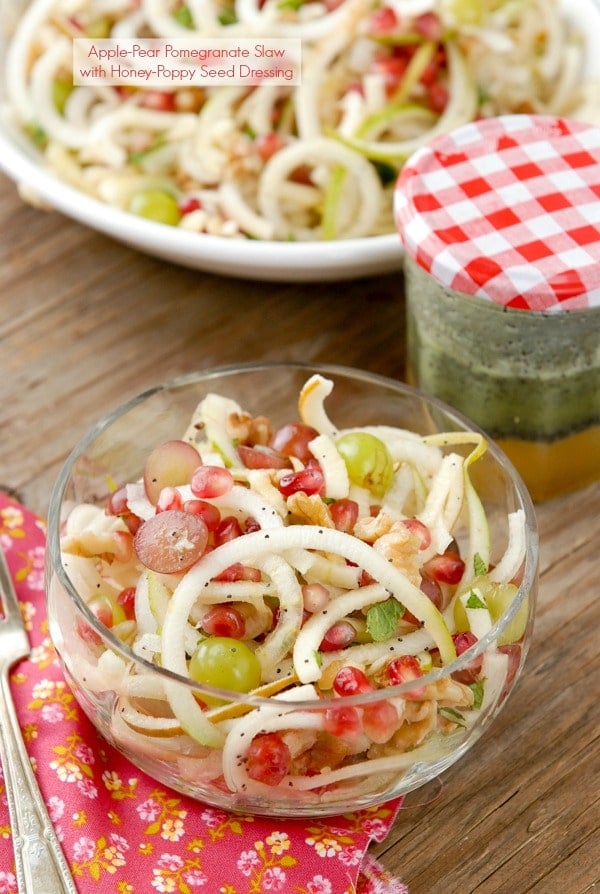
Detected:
left=52, top=373, right=531, bottom=808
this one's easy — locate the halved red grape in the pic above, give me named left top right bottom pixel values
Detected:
left=133, top=509, right=208, bottom=573
left=144, top=440, right=202, bottom=504
left=237, top=444, right=291, bottom=470
left=269, top=422, right=319, bottom=464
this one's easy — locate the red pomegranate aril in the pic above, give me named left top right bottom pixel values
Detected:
left=107, top=485, right=142, bottom=534
left=116, top=586, right=136, bottom=620
left=202, top=605, right=246, bottom=639
left=133, top=509, right=209, bottom=574
left=423, top=552, right=465, bottom=585
left=269, top=422, right=319, bottom=464
left=330, top=499, right=359, bottom=533
left=319, top=621, right=356, bottom=652
left=156, top=486, right=184, bottom=512
left=214, top=516, right=243, bottom=545
left=333, top=665, right=374, bottom=696
left=255, top=131, right=286, bottom=162
left=415, top=11, right=442, bottom=40
left=183, top=499, right=221, bottom=530
left=112, top=530, right=134, bottom=563
left=179, top=196, right=202, bottom=215
left=237, top=444, right=291, bottom=470
left=402, top=517, right=432, bottom=550
left=246, top=733, right=291, bottom=786
left=323, top=704, right=362, bottom=739
left=302, top=582, right=329, bottom=614
left=244, top=516, right=261, bottom=534
left=386, top=655, right=426, bottom=699
left=452, top=631, right=483, bottom=684
left=362, top=699, right=399, bottom=744
left=215, top=562, right=261, bottom=582
left=427, top=81, right=449, bottom=113
left=140, top=90, right=176, bottom=111
left=191, top=465, right=234, bottom=499
left=278, top=466, right=325, bottom=497
left=368, top=6, right=399, bottom=34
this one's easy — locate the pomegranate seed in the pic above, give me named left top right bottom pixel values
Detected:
left=116, top=586, right=136, bottom=620
left=106, top=485, right=142, bottom=534
left=255, top=131, right=286, bottom=162
left=452, top=631, right=483, bottom=684
left=237, top=444, right=291, bottom=470
left=368, top=6, right=399, bottom=34
left=214, top=515, right=243, bottom=545
left=278, top=466, right=324, bottom=497
left=319, top=621, right=356, bottom=652
left=75, top=617, right=103, bottom=648
left=202, top=606, right=246, bottom=639
left=423, top=552, right=465, bottom=585
left=215, top=562, right=261, bottom=582
left=402, top=517, right=431, bottom=550
left=329, top=499, right=359, bottom=533
left=427, top=81, right=449, bottom=114
left=156, top=486, right=184, bottom=512
left=359, top=569, right=376, bottom=587
left=362, top=700, right=399, bottom=744
left=179, top=196, right=202, bottom=215
left=140, top=90, right=176, bottom=112
left=386, top=655, right=426, bottom=699
left=191, top=465, right=233, bottom=499
left=183, top=499, right=221, bottom=530
left=112, top=530, right=134, bottom=563
left=414, top=11, right=442, bottom=40
left=333, top=666, right=374, bottom=696
left=244, top=516, right=261, bottom=534
left=246, top=733, right=291, bottom=786
left=323, top=704, right=362, bottom=739
left=302, top=583, right=329, bottom=614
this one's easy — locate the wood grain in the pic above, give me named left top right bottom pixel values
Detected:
left=1, top=172, right=598, bottom=894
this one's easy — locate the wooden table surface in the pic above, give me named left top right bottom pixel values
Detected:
left=1, top=171, right=598, bottom=894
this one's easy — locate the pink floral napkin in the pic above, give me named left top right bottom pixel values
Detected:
left=0, top=492, right=408, bottom=894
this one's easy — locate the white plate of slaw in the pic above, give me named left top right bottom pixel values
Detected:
left=0, top=0, right=599, bottom=282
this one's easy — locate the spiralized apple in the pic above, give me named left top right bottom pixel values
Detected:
left=3, top=0, right=597, bottom=240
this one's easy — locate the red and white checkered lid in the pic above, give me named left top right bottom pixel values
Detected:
left=394, top=115, right=600, bottom=312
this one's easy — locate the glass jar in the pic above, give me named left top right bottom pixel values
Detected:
left=395, top=115, right=600, bottom=502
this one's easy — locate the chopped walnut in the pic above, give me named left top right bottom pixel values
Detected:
left=286, top=492, right=335, bottom=528
left=354, top=512, right=421, bottom=586
left=226, top=412, right=272, bottom=446
left=425, top=677, right=474, bottom=709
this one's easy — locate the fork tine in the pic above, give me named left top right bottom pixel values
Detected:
left=0, top=546, right=30, bottom=661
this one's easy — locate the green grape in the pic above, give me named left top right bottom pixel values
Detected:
left=129, top=189, right=182, bottom=226
left=189, top=637, right=262, bottom=705
left=52, top=78, right=74, bottom=115
left=336, top=432, right=394, bottom=498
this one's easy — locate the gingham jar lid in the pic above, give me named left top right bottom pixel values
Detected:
left=394, top=115, right=600, bottom=312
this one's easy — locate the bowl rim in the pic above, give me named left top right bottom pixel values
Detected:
left=46, top=360, right=539, bottom=707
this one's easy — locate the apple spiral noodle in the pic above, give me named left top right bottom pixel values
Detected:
left=3, top=0, right=599, bottom=240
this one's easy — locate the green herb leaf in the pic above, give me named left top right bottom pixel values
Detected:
left=469, top=679, right=484, bottom=710
left=366, top=598, right=404, bottom=642
left=313, top=650, right=323, bottom=668
left=172, top=3, right=193, bottom=28
left=218, top=7, right=238, bottom=25
left=466, top=590, right=487, bottom=610
left=439, top=707, right=467, bottom=727
left=473, top=552, right=487, bottom=577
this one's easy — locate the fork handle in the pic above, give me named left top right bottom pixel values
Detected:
left=0, top=672, right=78, bottom=894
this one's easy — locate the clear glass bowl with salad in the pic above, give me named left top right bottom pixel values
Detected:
left=46, top=363, right=538, bottom=817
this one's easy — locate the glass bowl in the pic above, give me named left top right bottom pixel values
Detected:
left=46, top=362, right=538, bottom=817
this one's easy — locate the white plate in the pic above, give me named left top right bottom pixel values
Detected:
left=1, top=0, right=599, bottom=283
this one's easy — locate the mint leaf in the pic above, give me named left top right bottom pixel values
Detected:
left=473, top=552, right=487, bottom=577
left=469, top=679, right=484, bottom=710
left=466, top=590, right=486, bottom=610
left=366, top=598, right=404, bottom=642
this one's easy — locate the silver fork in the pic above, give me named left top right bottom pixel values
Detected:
left=0, top=545, right=78, bottom=894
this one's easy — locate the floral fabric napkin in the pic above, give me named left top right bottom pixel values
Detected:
left=0, top=492, right=408, bottom=894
